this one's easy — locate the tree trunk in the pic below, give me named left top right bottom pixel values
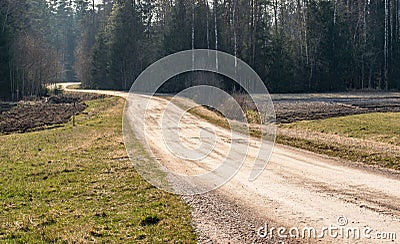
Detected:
left=252, top=0, right=257, bottom=66
left=92, top=0, right=95, bottom=24
left=274, top=0, right=278, bottom=36
left=214, top=0, right=219, bottom=70
left=206, top=0, right=210, bottom=50
left=333, top=0, right=338, bottom=25
left=233, top=0, right=238, bottom=76
left=302, top=0, right=309, bottom=65
left=384, top=0, right=389, bottom=90
left=2, top=2, right=10, bottom=34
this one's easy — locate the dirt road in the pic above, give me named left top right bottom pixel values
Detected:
left=61, top=83, right=400, bottom=243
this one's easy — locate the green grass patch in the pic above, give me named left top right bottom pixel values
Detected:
left=281, top=113, right=400, bottom=146
left=278, top=112, right=400, bottom=170
left=0, top=97, right=196, bottom=243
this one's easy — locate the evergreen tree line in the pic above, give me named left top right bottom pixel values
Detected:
left=78, top=0, right=400, bottom=93
left=1, top=0, right=400, bottom=101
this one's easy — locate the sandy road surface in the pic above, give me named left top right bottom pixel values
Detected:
left=60, top=83, right=400, bottom=243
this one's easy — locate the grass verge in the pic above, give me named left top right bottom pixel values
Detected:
left=276, top=134, right=400, bottom=169
left=279, top=113, right=400, bottom=170
left=281, top=113, right=400, bottom=146
left=0, top=96, right=196, bottom=243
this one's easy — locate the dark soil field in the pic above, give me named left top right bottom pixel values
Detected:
left=0, top=93, right=106, bottom=133
left=272, top=93, right=400, bottom=123
left=272, top=93, right=400, bottom=170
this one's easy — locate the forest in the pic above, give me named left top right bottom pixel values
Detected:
left=1, top=0, right=400, bottom=100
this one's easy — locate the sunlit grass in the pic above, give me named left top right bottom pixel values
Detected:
left=278, top=113, right=400, bottom=169
left=282, top=113, right=400, bottom=146
left=0, top=97, right=196, bottom=242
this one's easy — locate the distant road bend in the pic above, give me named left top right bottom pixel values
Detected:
left=60, top=82, right=400, bottom=243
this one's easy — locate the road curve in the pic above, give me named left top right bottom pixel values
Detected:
left=60, top=83, right=400, bottom=243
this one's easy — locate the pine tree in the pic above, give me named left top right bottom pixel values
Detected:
left=107, top=0, right=144, bottom=90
